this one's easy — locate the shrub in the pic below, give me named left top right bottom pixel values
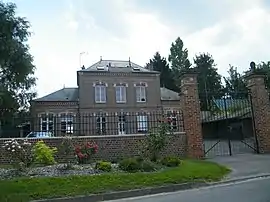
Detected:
left=119, top=158, right=157, bottom=172
left=144, top=119, right=172, bottom=162
left=119, top=158, right=140, bottom=172
left=33, top=141, right=57, bottom=165
left=2, top=139, right=33, bottom=171
left=95, top=161, right=112, bottom=172
left=140, top=160, right=157, bottom=172
left=59, top=135, right=77, bottom=169
left=161, top=156, right=182, bottom=167
left=75, top=141, right=98, bottom=164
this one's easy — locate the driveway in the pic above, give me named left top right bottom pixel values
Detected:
left=209, top=153, right=270, bottom=178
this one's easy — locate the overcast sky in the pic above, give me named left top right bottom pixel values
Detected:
left=7, top=0, right=270, bottom=98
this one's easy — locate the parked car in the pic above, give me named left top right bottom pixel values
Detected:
left=26, top=131, right=54, bottom=138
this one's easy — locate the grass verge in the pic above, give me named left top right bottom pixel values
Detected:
left=0, top=160, right=230, bottom=202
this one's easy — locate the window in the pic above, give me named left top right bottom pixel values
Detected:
left=118, top=115, right=126, bottom=135
left=40, top=113, right=54, bottom=133
left=96, top=116, right=106, bottom=135
left=60, top=113, right=74, bottom=134
left=166, top=111, right=177, bottom=130
left=95, top=83, right=107, bottom=103
left=137, top=115, right=148, bottom=132
left=115, top=84, right=127, bottom=103
left=135, top=83, right=147, bottom=102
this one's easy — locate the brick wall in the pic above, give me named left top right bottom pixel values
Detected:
left=0, top=133, right=187, bottom=164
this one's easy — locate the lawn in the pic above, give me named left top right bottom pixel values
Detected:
left=0, top=160, right=230, bottom=202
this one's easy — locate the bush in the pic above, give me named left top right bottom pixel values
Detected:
left=33, top=141, right=57, bottom=165
left=140, top=160, right=156, bottom=172
left=2, top=139, right=34, bottom=171
left=95, top=161, right=112, bottom=172
left=59, top=135, right=77, bottom=169
left=75, top=141, right=98, bottom=164
left=119, top=158, right=140, bottom=172
left=119, top=158, right=157, bottom=172
left=161, top=156, right=182, bottom=167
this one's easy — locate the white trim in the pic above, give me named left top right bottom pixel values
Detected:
left=135, top=86, right=146, bottom=103
left=113, top=83, right=128, bottom=87
left=95, top=84, right=107, bottom=103
left=93, top=81, right=108, bottom=87
left=115, top=85, right=127, bottom=103
left=134, top=82, right=148, bottom=87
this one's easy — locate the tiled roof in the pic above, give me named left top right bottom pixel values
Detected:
left=160, top=87, right=180, bottom=100
left=33, top=88, right=78, bottom=102
left=33, top=87, right=180, bottom=102
left=79, top=59, right=159, bottom=73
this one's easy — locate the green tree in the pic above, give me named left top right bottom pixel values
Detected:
left=168, top=37, right=191, bottom=86
left=0, top=2, right=36, bottom=116
left=146, top=52, right=178, bottom=91
left=223, top=65, right=248, bottom=97
left=193, top=53, right=223, bottom=110
left=256, top=61, right=270, bottom=89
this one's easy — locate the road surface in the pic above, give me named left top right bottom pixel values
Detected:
left=106, top=176, right=270, bottom=202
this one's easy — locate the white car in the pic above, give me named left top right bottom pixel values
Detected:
left=26, top=131, right=54, bottom=138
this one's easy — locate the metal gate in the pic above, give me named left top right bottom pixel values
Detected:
left=200, top=92, right=259, bottom=157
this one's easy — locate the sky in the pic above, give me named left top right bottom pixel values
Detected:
left=5, top=0, right=270, bottom=98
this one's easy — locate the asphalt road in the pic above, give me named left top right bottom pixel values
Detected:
left=107, top=176, right=270, bottom=202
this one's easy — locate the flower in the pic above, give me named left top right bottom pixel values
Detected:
left=11, top=149, right=15, bottom=152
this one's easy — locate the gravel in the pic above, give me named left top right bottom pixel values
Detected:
left=0, top=163, right=120, bottom=180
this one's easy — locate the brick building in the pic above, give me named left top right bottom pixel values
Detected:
left=30, top=59, right=183, bottom=136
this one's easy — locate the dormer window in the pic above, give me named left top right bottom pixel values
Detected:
left=135, top=82, right=147, bottom=103
left=93, top=82, right=107, bottom=103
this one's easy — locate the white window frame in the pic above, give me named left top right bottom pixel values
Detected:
left=118, top=115, right=126, bottom=135
left=94, top=83, right=107, bottom=103
left=39, top=113, right=55, bottom=132
left=136, top=115, right=148, bottom=132
left=135, top=83, right=147, bottom=103
left=115, top=83, right=127, bottom=103
left=166, top=110, right=177, bottom=130
left=96, top=116, right=106, bottom=135
left=60, top=113, right=74, bottom=134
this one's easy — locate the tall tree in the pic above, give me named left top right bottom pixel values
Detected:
left=223, top=65, right=248, bottom=97
left=0, top=2, right=36, bottom=118
left=193, top=53, right=223, bottom=95
left=168, top=37, right=191, bottom=86
left=146, top=52, right=178, bottom=91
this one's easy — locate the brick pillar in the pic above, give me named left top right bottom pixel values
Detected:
left=245, top=71, right=270, bottom=153
left=179, top=71, right=204, bottom=158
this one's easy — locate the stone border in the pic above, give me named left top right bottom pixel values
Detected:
left=31, top=173, right=270, bottom=202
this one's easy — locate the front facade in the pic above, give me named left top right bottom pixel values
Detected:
left=31, top=59, right=182, bottom=136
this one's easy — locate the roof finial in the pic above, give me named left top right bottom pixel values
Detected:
left=128, top=57, right=131, bottom=67
left=100, top=56, right=102, bottom=61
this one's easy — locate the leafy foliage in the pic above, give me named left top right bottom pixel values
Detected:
left=168, top=37, right=192, bottom=86
left=2, top=139, right=33, bottom=171
left=75, top=141, right=98, bottom=164
left=224, top=65, right=248, bottom=97
left=144, top=119, right=171, bottom=162
left=95, top=161, right=112, bottom=172
left=33, top=141, right=57, bottom=165
left=146, top=52, right=178, bottom=92
left=161, top=156, right=182, bottom=167
left=0, top=2, right=36, bottom=115
left=58, top=135, right=77, bottom=169
left=119, top=158, right=156, bottom=172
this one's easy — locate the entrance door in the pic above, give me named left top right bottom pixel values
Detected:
left=118, top=115, right=126, bottom=135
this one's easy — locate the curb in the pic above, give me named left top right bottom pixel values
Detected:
left=32, top=173, right=270, bottom=202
